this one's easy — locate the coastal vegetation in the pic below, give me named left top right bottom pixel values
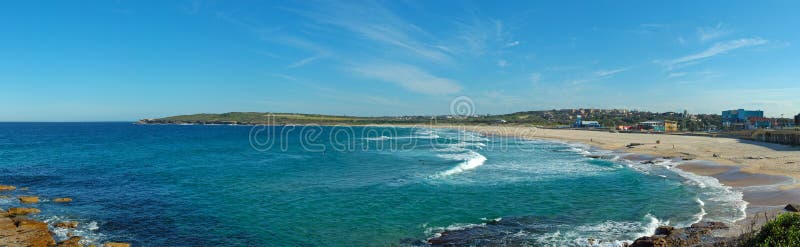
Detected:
left=744, top=212, right=800, bottom=246
left=139, top=109, right=723, bottom=129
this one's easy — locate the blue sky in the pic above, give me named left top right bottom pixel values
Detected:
left=1, top=1, right=799, bottom=121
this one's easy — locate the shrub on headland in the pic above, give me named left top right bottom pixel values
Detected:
left=745, top=213, right=800, bottom=247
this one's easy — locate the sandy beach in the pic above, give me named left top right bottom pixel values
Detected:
left=446, top=126, right=800, bottom=208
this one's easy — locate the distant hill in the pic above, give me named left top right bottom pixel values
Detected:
left=140, top=109, right=723, bottom=131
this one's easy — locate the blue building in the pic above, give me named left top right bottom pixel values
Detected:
left=722, top=109, right=764, bottom=129
left=572, top=115, right=602, bottom=128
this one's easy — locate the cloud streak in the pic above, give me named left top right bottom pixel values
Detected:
left=594, top=67, right=629, bottom=77
left=665, top=38, right=767, bottom=68
left=287, top=55, right=324, bottom=69
left=697, top=23, right=730, bottom=42
left=289, top=1, right=451, bottom=63
left=350, top=63, right=462, bottom=95
left=568, top=67, right=631, bottom=85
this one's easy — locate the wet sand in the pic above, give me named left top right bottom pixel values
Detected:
left=677, top=160, right=800, bottom=208
left=678, top=161, right=794, bottom=188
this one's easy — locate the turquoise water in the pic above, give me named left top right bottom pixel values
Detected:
left=0, top=123, right=746, bottom=246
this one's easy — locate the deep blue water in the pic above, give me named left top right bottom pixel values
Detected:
left=0, top=123, right=746, bottom=246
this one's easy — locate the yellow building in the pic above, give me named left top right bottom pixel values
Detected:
left=664, top=120, right=678, bottom=132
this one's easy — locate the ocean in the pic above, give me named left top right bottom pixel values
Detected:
left=0, top=123, right=746, bottom=246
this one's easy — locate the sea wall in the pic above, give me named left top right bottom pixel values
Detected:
left=752, top=130, right=800, bottom=145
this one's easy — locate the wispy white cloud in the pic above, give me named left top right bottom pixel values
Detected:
left=530, top=73, right=541, bottom=83
left=594, top=67, right=629, bottom=77
left=451, top=18, right=493, bottom=56
left=215, top=12, right=333, bottom=69
left=697, top=23, right=730, bottom=42
left=677, top=37, right=686, bottom=45
left=350, top=63, right=462, bottom=95
left=269, top=35, right=333, bottom=68
left=665, top=38, right=768, bottom=68
left=633, top=23, right=668, bottom=34
left=267, top=73, right=299, bottom=81
left=215, top=12, right=282, bottom=36
left=497, top=60, right=509, bottom=67
left=545, top=65, right=582, bottom=71
left=447, top=16, right=519, bottom=57
left=668, top=72, right=687, bottom=78
left=253, top=50, right=281, bottom=59
left=568, top=67, right=630, bottom=85
left=288, top=1, right=451, bottom=63
left=569, top=78, right=595, bottom=85
left=287, top=55, right=324, bottom=69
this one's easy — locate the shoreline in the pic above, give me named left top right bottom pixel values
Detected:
left=450, top=126, right=800, bottom=207
left=441, top=125, right=800, bottom=238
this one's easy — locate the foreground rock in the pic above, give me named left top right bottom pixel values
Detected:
left=18, top=196, right=40, bottom=204
left=55, top=221, right=79, bottom=228
left=0, top=217, right=57, bottom=247
left=7, top=207, right=41, bottom=216
left=104, top=242, right=131, bottom=247
left=626, top=221, right=729, bottom=247
left=57, top=236, right=83, bottom=247
left=53, top=197, right=73, bottom=203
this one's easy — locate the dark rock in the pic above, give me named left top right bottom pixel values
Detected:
left=626, top=143, right=644, bottom=148
left=627, top=222, right=730, bottom=247
left=690, top=221, right=728, bottom=230
left=654, top=226, right=674, bottom=235
left=785, top=203, right=800, bottom=212
left=58, top=236, right=82, bottom=247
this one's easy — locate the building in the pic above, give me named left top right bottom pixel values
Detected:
left=638, top=121, right=666, bottom=132
left=572, top=115, right=602, bottom=128
left=722, top=109, right=764, bottom=129
left=747, top=117, right=774, bottom=129
left=664, top=120, right=678, bottom=132
left=580, top=121, right=601, bottom=128
left=796, top=113, right=800, bottom=126
left=634, top=120, right=677, bottom=132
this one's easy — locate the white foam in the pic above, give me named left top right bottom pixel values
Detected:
left=44, top=216, right=105, bottom=245
left=424, top=222, right=487, bottom=239
left=641, top=214, right=666, bottom=237
left=0, top=197, right=12, bottom=205
left=434, top=150, right=488, bottom=177
left=628, top=159, right=748, bottom=224
left=362, top=136, right=391, bottom=141
left=362, top=134, right=440, bottom=141
left=530, top=214, right=667, bottom=247
left=450, top=141, right=487, bottom=148
left=671, top=164, right=747, bottom=222
left=692, top=198, right=708, bottom=224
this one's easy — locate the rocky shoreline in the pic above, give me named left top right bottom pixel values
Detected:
left=424, top=210, right=798, bottom=246
left=0, top=184, right=131, bottom=247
